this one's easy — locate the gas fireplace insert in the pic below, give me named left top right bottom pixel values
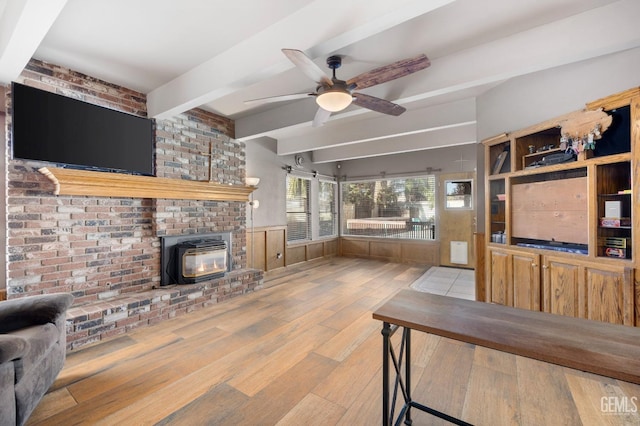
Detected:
left=160, top=232, right=232, bottom=286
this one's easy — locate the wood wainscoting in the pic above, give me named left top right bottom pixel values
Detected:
left=247, top=227, right=439, bottom=271
left=340, top=236, right=439, bottom=266
left=247, top=226, right=339, bottom=271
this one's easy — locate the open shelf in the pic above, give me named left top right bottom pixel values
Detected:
left=513, top=127, right=561, bottom=172
left=596, top=162, right=632, bottom=259
left=521, top=147, right=563, bottom=169
left=488, top=178, right=506, bottom=243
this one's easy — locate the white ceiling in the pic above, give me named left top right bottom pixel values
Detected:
left=1, top=0, right=638, bottom=163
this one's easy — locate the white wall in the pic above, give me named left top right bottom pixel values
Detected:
left=338, top=143, right=477, bottom=179
left=244, top=137, right=337, bottom=228
left=478, top=47, right=640, bottom=141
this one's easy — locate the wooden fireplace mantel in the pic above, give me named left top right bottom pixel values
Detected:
left=38, top=167, right=254, bottom=201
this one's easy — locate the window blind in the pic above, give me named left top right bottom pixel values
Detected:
left=286, top=175, right=311, bottom=241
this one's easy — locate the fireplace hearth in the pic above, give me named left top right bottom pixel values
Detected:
left=160, top=232, right=232, bottom=286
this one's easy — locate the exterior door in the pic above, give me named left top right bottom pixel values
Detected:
left=439, top=172, right=476, bottom=268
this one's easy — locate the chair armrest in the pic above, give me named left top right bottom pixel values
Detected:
left=0, top=335, right=28, bottom=363
left=0, top=293, right=74, bottom=333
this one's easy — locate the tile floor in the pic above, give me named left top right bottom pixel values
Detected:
left=410, top=266, right=476, bottom=300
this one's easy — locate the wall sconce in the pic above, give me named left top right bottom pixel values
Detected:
left=247, top=176, right=260, bottom=209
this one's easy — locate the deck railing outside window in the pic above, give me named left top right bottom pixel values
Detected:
left=340, top=176, right=436, bottom=240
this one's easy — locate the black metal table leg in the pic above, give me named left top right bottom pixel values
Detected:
left=382, top=322, right=391, bottom=426
left=404, top=328, right=412, bottom=425
left=380, top=322, right=474, bottom=426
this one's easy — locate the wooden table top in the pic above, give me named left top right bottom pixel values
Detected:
left=373, top=290, right=640, bottom=385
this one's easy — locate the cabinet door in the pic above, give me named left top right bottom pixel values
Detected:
left=488, top=248, right=511, bottom=306
left=512, top=252, right=541, bottom=311
left=542, top=256, right=583, bottom=318
left=583, top=265, right=634, bottom=325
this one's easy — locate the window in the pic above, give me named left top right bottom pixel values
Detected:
left=445, top=179, right=473, bottom=209
left=286, top=175, right=311, bottom=242
left=341, top=176, right=436, bottom=239
left=318, top=180, right=337, bottom=237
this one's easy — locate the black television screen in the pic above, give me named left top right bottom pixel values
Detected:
left=11, top=82, right=155, bottom=176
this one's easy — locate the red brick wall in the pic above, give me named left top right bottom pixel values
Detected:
left=154, top=112, right=247, bottom=271
left=5, top=59, right=248, bottom=304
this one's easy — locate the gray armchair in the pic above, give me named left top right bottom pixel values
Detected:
left=0, top=293, right=74, bottom=426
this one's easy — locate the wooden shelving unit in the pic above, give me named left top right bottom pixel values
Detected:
left=39, top=167, right=255, bottom=201
left=482, top=87, right=639, bottom=327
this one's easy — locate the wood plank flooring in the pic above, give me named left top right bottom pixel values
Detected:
left=28, top=257, right=640, bottom=425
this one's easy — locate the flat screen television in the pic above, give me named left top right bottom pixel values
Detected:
left=11, top=82, right=155, bottom=176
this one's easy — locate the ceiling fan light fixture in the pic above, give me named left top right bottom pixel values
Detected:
left=315, top=90, right=352, bottom=112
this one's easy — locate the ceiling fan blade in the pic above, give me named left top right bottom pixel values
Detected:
left=352, top=93, right=406, bottom=116
left=282, top=49, right=333, bottom=87
left=312, top=107, right=331, bottom=127
left=347, top=54, right=430, bottom=90
left=244, top=92, right=314, bottom=105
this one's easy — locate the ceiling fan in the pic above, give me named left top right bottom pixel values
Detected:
left=245, top=49, right=430, bottom=127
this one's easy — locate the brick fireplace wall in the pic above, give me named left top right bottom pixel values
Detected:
left=4, top=59, right=263, bottom=349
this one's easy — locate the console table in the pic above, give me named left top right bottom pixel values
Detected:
left=372, top=290, right=640, bottom=425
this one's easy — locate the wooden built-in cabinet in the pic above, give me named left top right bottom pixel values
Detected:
left=489, top=246, right=634, bottom=326
left=483, top=87, right=640, bottom=326
left=542, top=256, right=582, bottom=319
left=513, top=251, right=541, bottom=311
left=542, top=256, right=634, bottom=325
left=487, top=248, right=509, bottom=305
left=487, top=247, right=540, bottom=311
left=583, top=263, right=634, bottom=325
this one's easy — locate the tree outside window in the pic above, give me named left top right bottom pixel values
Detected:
left=341, top=176, right=436, bottom=239
left=445, top=180, right=473, bottom=209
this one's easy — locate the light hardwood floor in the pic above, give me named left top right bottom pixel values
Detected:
left=28, top=257, right=640, bottom=425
